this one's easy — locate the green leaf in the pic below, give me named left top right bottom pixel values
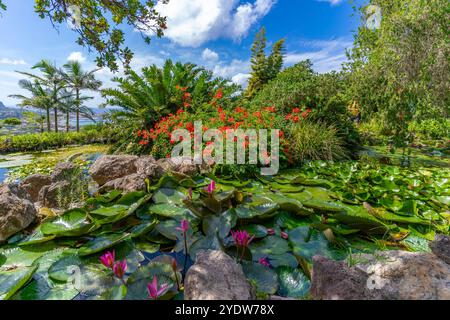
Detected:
left=153, top=188, right=186, bottom=205
left=0, top=265, right=38, bottom=300
left=276, top=266, right=310, bottom=299
left=78, top=233, right=132, bottom=257
left=242, top=261, right=278, bottom=295
left=40, top=209, right=96, bottom=237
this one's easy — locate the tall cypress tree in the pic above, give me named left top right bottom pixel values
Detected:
left=246, top=28, right=285, bottom=99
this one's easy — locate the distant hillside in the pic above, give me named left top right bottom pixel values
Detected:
left=0, top=101, right=22, bottom=119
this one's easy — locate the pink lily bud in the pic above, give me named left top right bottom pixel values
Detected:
left=259, top=257, right=271, bottom=267
left=281, top=231, right=289, bottom=240
left=176, top=219, right=189, bottom=233
left=147, top=275, right=169, bottom=300
left=267, top=228, right=275, bottom=236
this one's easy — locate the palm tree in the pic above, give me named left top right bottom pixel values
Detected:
left=59, top=91, right=95, bottom=132
left=101, top=59, right=237, bottom=129
left=16, top=60, right=66, bottom=132
left=8, top=79, right=52, bottom=132
left=61, top=61, right=102, bottom=132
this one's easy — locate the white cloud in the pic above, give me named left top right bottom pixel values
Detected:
left=212, top=59, right=251, bottom=87
left=0, top=58, right=27, bottom=65
left=316, top=0, right=343, bottom=5
left=285, top=38, right=352, bottom=73
left=154, top=0, right=276, bottom=47
left=232, top=73, right=251, bottom=88
left=202, top=48, right=219, bottom=61
left=67, top=51, right=86, bottom=63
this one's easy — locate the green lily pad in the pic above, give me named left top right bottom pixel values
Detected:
left=40, top=209, right=96, bottom=237
left=0, top=265, right=38, bottom=300
left=276, top=266, right=310, bottom=299
left=250, top=236, right=290, bottom=259
left=242, top=261, right=278, bottom=295
left=78, top=233, right=132, bottom=257
left=129, top=219, right=158, bottom=238
left=153, top=188, right=186, bottom=205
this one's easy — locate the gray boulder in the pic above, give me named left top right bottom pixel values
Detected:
left=136, top=156, right=164, bottom=181
left=157, top=156, right=199, bottom=176
left=38, top=181, right=71, bottom=209
left=430, top=234, right=450, bottom=265
left=311, top=251, right=450, bottom=300
left=184, top=250, right=254, bottom=300
left=99, top=173, right=147, bottom=193
left=0, top=184, right=37, bottom=242
left=89, top=155, right=139, bottom=186
left=19, top=174, right=51, bottom=202
left=51, top=162, right=77, bottom=182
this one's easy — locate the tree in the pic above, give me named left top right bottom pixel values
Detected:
left=246, top=28, right=286, bottom=98
left=0, top=1, right=169, bottom=71
left=16, top=60, right=68, bottom=132
left=345, top=0, right=449, bottom=146
left=102, top=59, right=238, bottom=129
left=22, top=110, right=46, bottom=133
left=8, top=79, right=52, bottom=132
left=59, top=91, right=94, bottom=132
left=62, top=61, right=102, bottom=132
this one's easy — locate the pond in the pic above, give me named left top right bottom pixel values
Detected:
left=0, top=145, right=110, bottom=183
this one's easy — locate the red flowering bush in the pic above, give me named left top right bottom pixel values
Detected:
left=134, top=87, right=318, bottom=164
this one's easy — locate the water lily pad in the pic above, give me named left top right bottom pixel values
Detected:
left=288, top=227, right=347, bottom=263
left=40, top=209, right=96, bottom=237
left=90, top=205, right=129, bottom=217
left=276, top=266, right=310, bottom=299
left=0, top=265, right=38, bottom=300
left=78, top=233, right=132, bottom=256
left=153, top=188, right=186, bottom=205
left=18, top=227, right=56, bottom=246
left=242, top=261, right=278, bottom=295
left=129, top=219, right=158, bottom=238
left=250, top=236, right=290, bottom=259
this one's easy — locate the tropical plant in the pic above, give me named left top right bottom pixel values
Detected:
left=59, top=90, right=95, bottom=132
left=16, top=60, right=67, bottom=132
left=102, top=59, right=239, bottom=130
left=61, top=61, right=102, bottom=132
left=8, top=79, right=52, bottom=131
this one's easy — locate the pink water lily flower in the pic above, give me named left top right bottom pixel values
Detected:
left=147, top=276, right=169, bottom=300
left=267, top=228, right=275, bottom=236
left=113, top=259, right=127, bottom=279
left=206, top=180, right=216, bottom=195
left=281, top=231, right=289, bottom=240
left=99, top=250, right=115, bottom=269
left=231, top=230, right=255, bottom=248
left=176, top=219, right=189, bottom=233
left=259, top=257, right=271, bottom=267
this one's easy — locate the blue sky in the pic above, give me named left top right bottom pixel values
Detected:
left=0, top=0, right=363, bottom=107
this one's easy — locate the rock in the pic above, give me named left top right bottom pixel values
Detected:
left=157, top=156, right=199, bottom=176
left=99, top=174, right=147, bottom=193
left=51, top=162, right=77, bottom=182
left=19, top=174, right=51, bottom=202
left=0, top=184, right=37, bottom=242
left=38, top=181, right=71, bottom=209
left=430, top=234, right=450, bottom=265
left=311, top=251, right=450, bottom=300
left=136, top=156, right=164, bottom=181
left=184, top=250, right=254, bottom=300
left=89, top=155, right=139, bottom=186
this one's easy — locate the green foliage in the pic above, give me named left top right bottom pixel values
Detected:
left=246, top=27, right=286, bottom=98
left=2, top=118, right=21, bottom=126
left=102, top=59, right=239, bottom=130
left=287, top=121, right=349, bottom=163
left=0, top=127, right=115, bottom=153
left=32, top=0, right=168, bottom=71
left=346, top=0, right=449, bottom=146
left=409, top=119, right=450, bottom=140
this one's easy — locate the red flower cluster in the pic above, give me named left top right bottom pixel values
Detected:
left=285, top=107, right=312, bottom=123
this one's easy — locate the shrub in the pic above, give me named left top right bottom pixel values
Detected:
left=286, top=121, right=349, bottom=162
left=3, top=118, right=22, bottom=125
left=409, top=119, right=450, bottom=140
left=0, top=126, right=117, bottom=153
